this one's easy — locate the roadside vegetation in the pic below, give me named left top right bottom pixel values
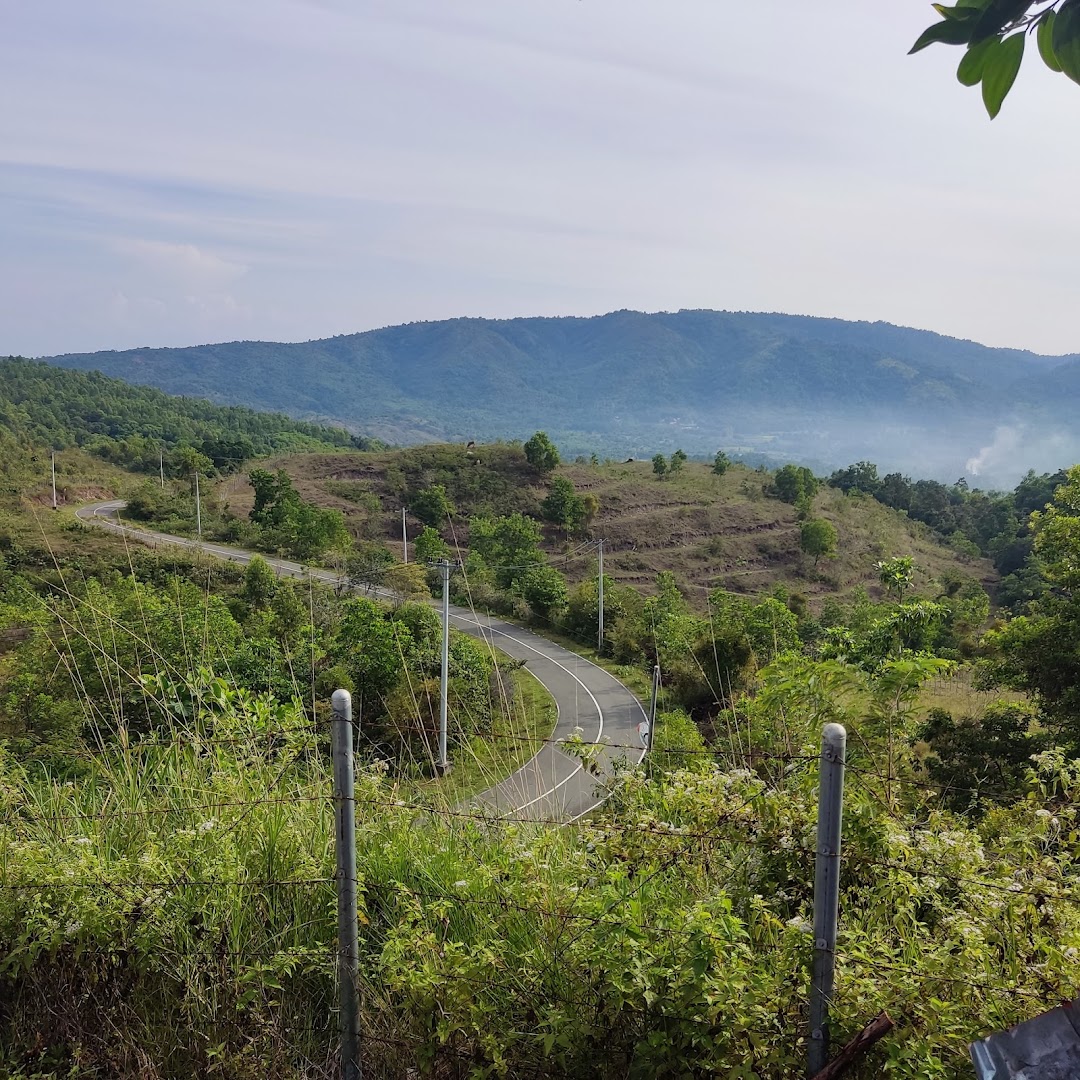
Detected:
left=4, top=411, right=1080, bottom=1076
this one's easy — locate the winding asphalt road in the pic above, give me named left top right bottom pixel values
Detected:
left=75, top=501, right=647, bottom=821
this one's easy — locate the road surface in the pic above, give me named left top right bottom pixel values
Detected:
left=76, top=500, right=647, bottom=820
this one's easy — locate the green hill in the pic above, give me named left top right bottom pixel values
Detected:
left=38, top=309, right=1080, bottom=485
left=0, top=355, right=373, bottom=472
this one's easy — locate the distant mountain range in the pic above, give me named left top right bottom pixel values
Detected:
left=38, top=310, right=1080, bottom=486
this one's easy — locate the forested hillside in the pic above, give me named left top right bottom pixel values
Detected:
left=5, top=414, right=1080, bottom=1074
left=40, top=309, right=1080, bottom=484
left=0, top=356, right=373, bottom=476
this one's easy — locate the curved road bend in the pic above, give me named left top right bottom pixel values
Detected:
left=76, top=501, right=647, bottom=821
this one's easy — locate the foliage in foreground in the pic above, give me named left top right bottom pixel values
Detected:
left=1, top=650, right=1080, bottom=1077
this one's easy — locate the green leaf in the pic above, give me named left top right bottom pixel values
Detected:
left=910, top=18, right=978, bottom=53
left=1052, top=0, right=1080, bottom=85
left=957, top=37, right=998, bottom=84
left=981, top=32, right=1024, bottom=117
left=971, top=0, right=1034, bottom=43
left=934, top=3, right=978, bottom=20
left=1039, top=10, right=1063, bottom=72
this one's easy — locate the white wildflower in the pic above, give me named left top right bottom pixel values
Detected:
left=198, top=818, right=218, bottom=832
left=1035, top=809, right=1052, bottom=820
left=71, top=837, right=91, bottom=846
left=453, top=880, right=468, bottom=890
left=786, top=916, right=813, bottom=934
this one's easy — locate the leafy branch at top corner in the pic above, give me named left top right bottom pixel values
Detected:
left=910, top=0, right=1080, bottom=118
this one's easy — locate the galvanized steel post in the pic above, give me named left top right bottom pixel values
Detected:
left=437, top=560, right=451, bottom=774
left=808, top=723, right=846, bottom=1076
left=332, top=689, right=361, bottom=1080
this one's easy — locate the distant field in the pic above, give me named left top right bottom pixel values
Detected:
left=216, top=446, right=997, bottom=609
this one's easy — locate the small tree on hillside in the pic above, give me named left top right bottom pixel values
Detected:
left=524, top=431, right=560, bottom=472
left=670, top=449, right=688, bottom=475
left=712, top=450, right=731, bottom=476
left=410, top=484, right=454, bottom=526
left=580, top=492, right=600, bottom=531
left=800, top=518, right=839, bottom=567
left=652, top=454, right=669, bottom=480
left=541, top=475, right=586, bottom=536
left=877, top=556, right=915, bottom=602
left=772, top=464, right=819, bottom=505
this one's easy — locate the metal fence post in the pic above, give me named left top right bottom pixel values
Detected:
left=809, top=722, right=846, bottom=1077
left=437, top=559, right=451, bottom=775
left=332, top=689, right=361, bottom=1080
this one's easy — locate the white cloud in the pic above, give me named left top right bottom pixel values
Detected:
left=112, top=239, right=248, bottom=287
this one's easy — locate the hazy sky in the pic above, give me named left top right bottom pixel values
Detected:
left=3, top=1, right=1078, bottom=357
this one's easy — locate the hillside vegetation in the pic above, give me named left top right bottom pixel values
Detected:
left=217, top=443, right=995, bottom=608
left=1, top=355, right=373, bottom=476
left=7, top=370, right=1080, bottom=1075
left=40, top=309, right=1080, bottom=481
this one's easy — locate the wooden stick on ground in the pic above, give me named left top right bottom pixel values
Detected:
left=809, top=1012, right=895, bottom=1080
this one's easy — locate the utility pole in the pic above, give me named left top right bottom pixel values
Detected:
left=331, top=689, right=362, bottom=1080
left=647, top=664, right=660, bottom=755
left=809, top=723, right=846, bottom=1076
left=597, top=539, right=605, bottom=655
left=159, top=449, right=165, bottom=489
left=194, top=471, right=202, bottom=539
left=50, top=451, right=58, bottom=511
left=436, top=559, right=452, bottom=775
left=401, top=506, right=408, bottom=563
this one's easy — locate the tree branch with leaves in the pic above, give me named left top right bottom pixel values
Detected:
left=912, top=0, right=1080, bottom=117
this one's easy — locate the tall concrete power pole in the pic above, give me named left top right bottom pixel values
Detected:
left=437, top=559, right=452, bottom=774
left=597, top=539, right=605, bottom=655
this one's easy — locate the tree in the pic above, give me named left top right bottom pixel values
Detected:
left=828, top=461, right=880, bottom=496
left=523, top=431, right=560, bottom=472
left=242, top=555, right=278, bottom=609
left=414, top=526, right=451, bottom=563
left=652, top=454, right=668, bottom=480
left=541, top=476, right=587, bottom=536
left=800, top=518, right=838, bottom=566
left=669, top=449, right=688, bottom=475
left=876, top=556, right=915, bottom=602
left=469, top=513, right=544, bottom=589
left=174, top=445, right=214, bottom=494
left=384, top=562, right=430, bottom=601
left=410, top=484, right=454, bottom=527
left=201, top=435, right=255, bottom=472
left=982, top=466, right=1080, bottom=747
left=518, top=564, right=569, bottom=618
left=911, top=0, right=1080, bottom=118
left=346, top=542, right=396, bottom=593
left=580, top=492, right=600, bottom=531
left=772, top=464, right=818, bottom=505
left=712, top=450, right=731, bottom=476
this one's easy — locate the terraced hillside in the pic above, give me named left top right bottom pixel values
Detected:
left=216, top=444, right=995, bottom=607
